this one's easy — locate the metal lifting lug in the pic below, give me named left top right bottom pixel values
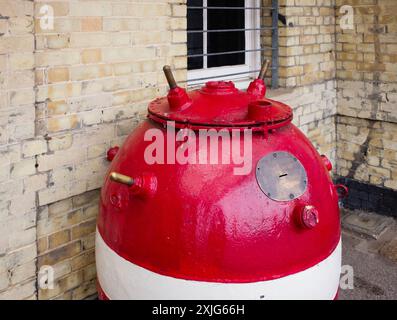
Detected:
left=335, top=184, right=349, bottom=199
left=110, top=172, right=157, bottom=198
left=107, top=146, right=120, bottom=162
left=110, top=172, right=134, bottom=186
left=163, top=65, right=191, bottom=111
left=321, top=154, right=333, bottom=171
left=295, top=205, right=320, bottom=230
left=247, top=59, right=270, bottom=98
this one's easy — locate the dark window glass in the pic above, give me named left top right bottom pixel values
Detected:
left=187, top=0, right=203, bottom=70
left=187, top=0, right=246, bottom=70
left=207, top=0, right=245, bottom=68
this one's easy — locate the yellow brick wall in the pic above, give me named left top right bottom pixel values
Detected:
left=0, top=0, right=187, bottom=300
left=262, top=0, right=336, bottom=87
left=33, top=0, right=187, bottom=300
left=335, top=0, right=397, bottom=190
left=0, top=0, right=37, bottom=300
left=37, top=190, right=99, bottom=299
left=0, top=0, right=340, bottom=300
left=260, top=0, right=337, bottom=165
left=268, top=80, right=337, bottom=164
left=337, top=116, right=397, bottom=189
left=3, top=0, right=395, bottom=300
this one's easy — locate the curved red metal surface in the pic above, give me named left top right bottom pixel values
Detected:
left=97, top=119, right=341, bottom=283
left=321, top=154, right=333, bottom=171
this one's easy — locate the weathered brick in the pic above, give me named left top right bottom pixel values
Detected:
left=9, top=53, right=34, bottom=71
left=46, top=35, right=70, bottom=49
left=48, top=68, right=70, bottom=83
left=22, top=140, right=47, bottom=157
left=71, top=220, right=96, bottom=240
left=71, top=279, right=97, bottom=300
left=38, top=241, right=81, bottom=267
left=81, top=49, right=102, bottom=64
left=0, top=280, right=36, bottom=300
left=38, top=270, right=83, bottom=300
left=81, top=18, right=103, bottom=32
left=70, top=249, right=95, bottom=271
left=0, top=35, right=34, bottom=55
left=48, top=134, right=73, bottom=152
left=48, top=115, right=80, bottom=133
left=10, top=159, right=36, bottom=179
left=48, top=230, right=71, bottom=250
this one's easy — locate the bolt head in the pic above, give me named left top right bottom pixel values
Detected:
left=107, top=146, right=120, bottom=162
left=301, top=205, right=319, bottom=229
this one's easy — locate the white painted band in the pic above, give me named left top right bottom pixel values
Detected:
left=96, top=229, right=341, bottom=300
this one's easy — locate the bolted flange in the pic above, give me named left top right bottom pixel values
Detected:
left=299, top=205, right=320, bottom=229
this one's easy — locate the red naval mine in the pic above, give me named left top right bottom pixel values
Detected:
left=96, top=61, right=344, bottom=300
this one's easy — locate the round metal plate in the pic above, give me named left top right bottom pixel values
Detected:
left=256, top=152, right=307, bottom=201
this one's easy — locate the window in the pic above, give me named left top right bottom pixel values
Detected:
left=187, top=0, right=261, bottom=87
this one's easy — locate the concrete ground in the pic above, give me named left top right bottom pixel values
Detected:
left=339, top=210, right=397, bottom=300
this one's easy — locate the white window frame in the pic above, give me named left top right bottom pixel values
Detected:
left=187, top=0, right=261, bottom=88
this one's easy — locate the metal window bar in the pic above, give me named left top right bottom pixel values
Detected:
left=186, top=66, right=278, bottom=83
left=188, top=47, right=274, bottom=59
left=188, top=27, right=274, bottom=34
left=271, top=0, right=279, bottom=89
left=185, top=0, right=279, bottom=89
left=188, top=6, right=273, bottom=10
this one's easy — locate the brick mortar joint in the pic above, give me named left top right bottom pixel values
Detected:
left=336, top=113, right=397, bottom=127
